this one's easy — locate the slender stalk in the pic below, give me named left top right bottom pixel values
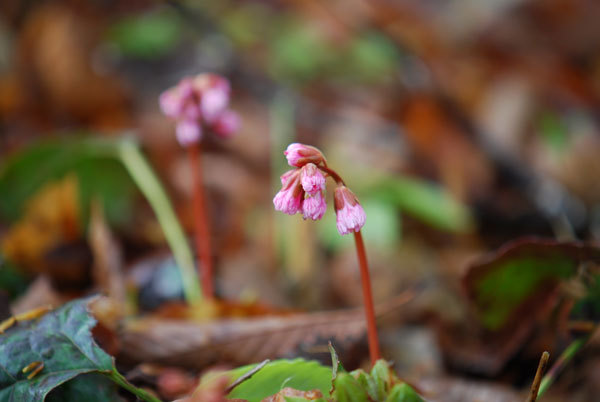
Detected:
left=353, top=230, right=381, bottom=366
left=538, top=336, right=590, bottom=397
left=109, top=369, right=161, bottom=402
left=318, top=165, right=345, bottom=186
left=188, top=143, right=214, bottom=299
left=119, top=139, right=202, bottom=304
left=526, top=351, right=549, bottom=402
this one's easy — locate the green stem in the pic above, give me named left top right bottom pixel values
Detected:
left=118, top=139, right=202, bottom=304
left=538, top=336, right=589, bottom=397
left=109, top=369, right=162, bottom=402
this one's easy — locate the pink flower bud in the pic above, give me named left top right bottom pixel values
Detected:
left=273, top=171, right=304, bottom=215
left=284, top=143, right=325, bottom=167
left=280, top=169, right=297, bottom=185
left=176, top=119, right=202, bottom=146
left=201, top=87, right=229, bottom=123
left=302, top=191, right=327, bottom=220
left=213, top=110, right=240, bottom=138
left=300, top=163, right=325, bottom=195
left=334, top=186, right=366, bottom=235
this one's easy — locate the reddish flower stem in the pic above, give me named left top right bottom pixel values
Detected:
left=317, top=165, right=345, bottom=186
left=353, top=230, right=381, bottom=366
left=187, top=143, right=214, bottom=300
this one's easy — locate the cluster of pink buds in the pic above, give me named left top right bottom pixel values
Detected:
left=273, top=143, right=366, bottom=235
left=159, top=73, right=240, bottom=146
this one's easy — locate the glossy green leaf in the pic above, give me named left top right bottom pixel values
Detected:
left=228, top=359, right=332, bottom=402
left=0, top=298, right=159, bottom=402
left=0, top=298, right=116, bottom=402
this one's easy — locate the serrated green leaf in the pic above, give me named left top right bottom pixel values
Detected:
left=0, top=298, right=116, bottom=402
left=228, top=359, right=332, bottom=402
left=332, top=372, right=369, bottom=402
left=385, top=383, right=424, bottom=402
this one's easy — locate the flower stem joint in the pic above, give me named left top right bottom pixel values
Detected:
left=273, top=143, right=381, bottom=365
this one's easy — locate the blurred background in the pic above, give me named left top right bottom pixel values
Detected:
left=1, top=0, right=600, bottom=400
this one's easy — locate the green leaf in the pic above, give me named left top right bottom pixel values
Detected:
left=0, top=136, right=202, bottom=303
left=0, top=298, right=159, bottom=402
left=228, top=359, right=333, bottom=402
left=464, top=238, right=600, bottom=330
left=105, top=9, right=182, bottom=59
left=332, top=372, right=369, bottom=402
left=385, top=383, right=424, bottom=402
left=0, top=137, right=135, bottom=228
left=0, top=257, right=29, bottom=300
left=370, top=360, right=392, bottom=400
left=369, top=176, right=472, bottom=233
left=0, top=298, right=116, bottom=402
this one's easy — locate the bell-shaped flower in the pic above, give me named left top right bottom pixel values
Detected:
left=334, top=186, right=366, bottom=235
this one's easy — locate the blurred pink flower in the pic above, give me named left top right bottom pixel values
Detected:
left=301, top=163, right=325, bottom=195
left=159, top=73, right=239, bottom=146
left=284, top=143, right=325, bottom=167
left=176, top=120, right=202, bottom=146
left=334, top=186, right=366, bottom=235
left=213, top=110, right=240, bottom=138
left=302, top=191, right=327, bottom=220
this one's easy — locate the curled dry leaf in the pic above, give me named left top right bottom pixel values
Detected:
left=119, top=296, right=412, bottom=369
left=442, top=237, right=600, bottom=375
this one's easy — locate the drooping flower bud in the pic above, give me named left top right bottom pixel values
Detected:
left=273, top=170, right=303, bottom=215
left=334, top=186, right=366, bottom=235
left=302, top=191, right=327, bottom=220
left=280, top=169, right=296, bottom=185
left=176, top=120, right=202, bottom=147
left=213, top=110, right=240, bottom=138
left=284, top=143, right=325, bottom=167
left=201, top=87, right=230, bottom=123
left=300, top=163, right=326, bottom=195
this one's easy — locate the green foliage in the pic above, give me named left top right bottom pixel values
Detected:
left=228, top=359, right=333, bottom=402
left=464, top=240, right=600, bottom=331
left=369, top=176, right=472, bottom=233
left=0, top=137, right=136, bottom=228
left=228, top=357, right=424, bottom=402
left=106, top=9, right=183, bottom=59
left=0, top=298, right=116, bottom=401
left=539, top=111, right=569, bottom=153
left=476, top=257, right=573, bottom=329
left=0, top=298, right=159, bottom=402
left=0, top=257, right=29, bottom=299
left=0, top=136, right=202, bottom=303
left=385, top=383, right=423, bottom=402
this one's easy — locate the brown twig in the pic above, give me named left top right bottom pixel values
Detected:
left=188, top=143, right=214, bottom=299
left=353, top=230, right=381, bottom=366
left=225, top=359, right=270, bottom=393
left=527, top=351, right=550, bottom=402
